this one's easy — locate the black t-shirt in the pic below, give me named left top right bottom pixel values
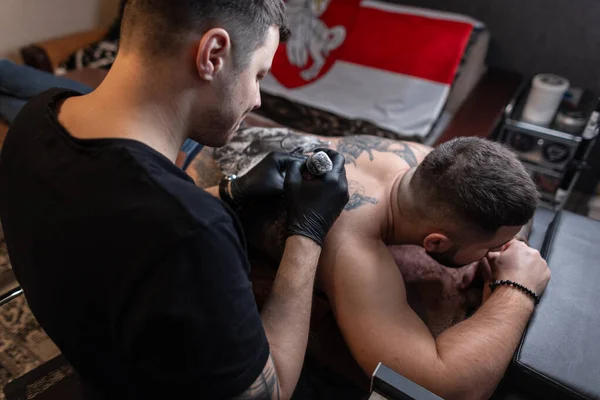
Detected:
left=0, top=89, right=268, bottom=399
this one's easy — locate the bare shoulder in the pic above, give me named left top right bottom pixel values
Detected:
left=319, top=224, right=398, bottom=287
left=318, top=234, right=442, bottom=379
left=333, top=135, right=431, bottom=168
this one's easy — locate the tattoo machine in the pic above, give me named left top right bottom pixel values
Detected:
left=305, top=151, right=333, bottom=176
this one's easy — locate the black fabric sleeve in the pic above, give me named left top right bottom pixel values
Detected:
left=121, top=220, right=269, bottom=398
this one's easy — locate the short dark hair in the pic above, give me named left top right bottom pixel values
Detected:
left=121, top=0, right=290, bottom=67
left=411, top=137, right=538, bottom=236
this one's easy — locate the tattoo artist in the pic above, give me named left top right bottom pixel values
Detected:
left=0, top=1, right=350, bottom=399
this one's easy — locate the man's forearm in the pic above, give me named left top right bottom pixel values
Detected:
left=435, top=286, right=535, bottom=399
left=260, top=235, right=321, bottom=399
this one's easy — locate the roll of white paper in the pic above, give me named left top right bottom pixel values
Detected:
left=522, top=74, right=569, bottom=126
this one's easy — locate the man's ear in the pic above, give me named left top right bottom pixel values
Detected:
left=423, top=233, right=454, bottom=253
left=196, top=28, right=231, bottom=81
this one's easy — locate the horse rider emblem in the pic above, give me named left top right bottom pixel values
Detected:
left=285, top=0, right=347, bottom=81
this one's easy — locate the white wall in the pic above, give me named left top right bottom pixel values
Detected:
left=0, top=0, right=121, bottom=61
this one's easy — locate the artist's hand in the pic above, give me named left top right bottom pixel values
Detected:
left=284, top=149, right=349, bottom=246
left=230, top=152, right=306, bottom=207
left=486, top=240, right=551, bottom=296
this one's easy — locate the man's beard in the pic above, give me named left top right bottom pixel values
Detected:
left=191, top=109, right=240, bottom=148
left=426, top=245, right=470, bottom=269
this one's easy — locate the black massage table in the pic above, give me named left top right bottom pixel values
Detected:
left=370, top=207, right=600, bottom=400
left=499, top=207, right=600, bottom=400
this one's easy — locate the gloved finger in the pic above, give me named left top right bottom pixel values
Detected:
left=339, top=171, right=350, bottom=204
left=275, top=151, right=308, bottom=164
left=284, top=160, right=303, bottom=187
left=270, top=152, right=307, bottom=173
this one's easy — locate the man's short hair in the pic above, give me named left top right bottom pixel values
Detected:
left=411, top=137, right=538, bottom=236
left=121, top=0, right=290, bottom=67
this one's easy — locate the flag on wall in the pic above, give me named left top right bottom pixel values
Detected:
left=261, top=0, right=478, bottom=138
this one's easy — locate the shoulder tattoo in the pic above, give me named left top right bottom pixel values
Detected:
left=336, top=136, right=418, bottom=167
left=345, top=180, right=378, bottom=211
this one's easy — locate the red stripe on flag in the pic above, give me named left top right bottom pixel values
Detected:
left=339, top=6, right=473, bottom=84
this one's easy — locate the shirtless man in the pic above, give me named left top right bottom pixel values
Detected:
left=187, top=126, right=550, bottom=400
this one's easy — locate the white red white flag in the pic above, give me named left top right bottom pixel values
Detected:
left=261, top=0, right=477, bottom=138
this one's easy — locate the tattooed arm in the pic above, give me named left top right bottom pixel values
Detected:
left=254, top=236, right=322, bottom=399
left=230, top=234, right=322, bottom=400
left=232, top=355, right=280, bottom=400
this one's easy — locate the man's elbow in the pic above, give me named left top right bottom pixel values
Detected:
left=440, top=387, right=491, bottom=400
left=356, top=351, right=496, bottom=399
left=382, top=363, right=492, bottom=400
left=431, top=373, right=494, bottom=400
left=431, top=347, right=500, bottom=399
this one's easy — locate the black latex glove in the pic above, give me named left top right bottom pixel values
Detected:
left=230, top=151, right=306, bottom=208
left=284, top=148, right=349, bottom=247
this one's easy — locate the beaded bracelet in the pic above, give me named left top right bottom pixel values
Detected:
left=489, top=279, right=541, bottom=305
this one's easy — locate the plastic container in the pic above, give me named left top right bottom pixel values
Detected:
left=522, top=74, right=570, bottom=126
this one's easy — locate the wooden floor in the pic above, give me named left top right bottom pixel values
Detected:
left=436, top=68, right=522, bottom=144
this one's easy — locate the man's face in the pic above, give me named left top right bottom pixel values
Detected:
left=193, top=26, right=280, bottom=147
left=427, top=225, right=523, bottom=269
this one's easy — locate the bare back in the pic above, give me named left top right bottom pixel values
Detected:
left=185, top=126, right=529, bottom=390
left=186, top=127, right=482, bottom=336
left=187, top=127, right=428, bottom=254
